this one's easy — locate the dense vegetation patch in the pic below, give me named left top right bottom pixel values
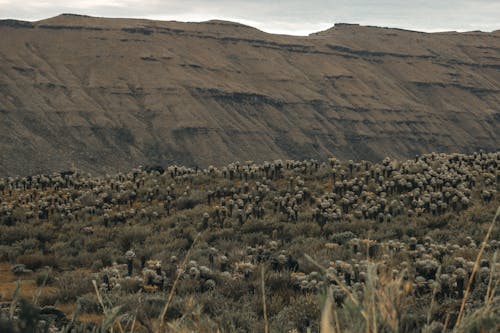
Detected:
left=0, top=152, right=498, bottom=332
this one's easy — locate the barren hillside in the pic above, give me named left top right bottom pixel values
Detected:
left=0, top=14, right=499, bottom=175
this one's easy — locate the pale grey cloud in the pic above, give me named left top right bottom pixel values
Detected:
left=1, top=0, right=498, bottom=35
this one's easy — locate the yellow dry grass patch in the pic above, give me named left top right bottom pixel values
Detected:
left=325, top=242, right=341, bottom=249
left=0, top=262, right=56, bottom=301
left=323, top=179, right=334, bottom=192
left=290, top=272, right=306, bottom=278
left=79, top=313, right=105, bottom=323
left=57, top=303, right=104, bottom=323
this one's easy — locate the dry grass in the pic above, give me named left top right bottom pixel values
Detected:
left=79, top=312, right=105, bottom=323
left=0, top=263, right=57, bottom=301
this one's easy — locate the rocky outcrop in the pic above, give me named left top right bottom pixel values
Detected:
left=0, top=14, right=498, bottom=175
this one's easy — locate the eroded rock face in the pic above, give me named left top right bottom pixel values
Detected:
left=0, top=14, right=499, bottom=175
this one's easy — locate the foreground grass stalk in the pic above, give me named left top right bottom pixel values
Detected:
left=454, top=206, right=499, bottom=329
left=320, top=286, right=335, bottom=333
left=333, top=305, right=341, bottom=333
left=33, top=267, right=50, bottom=306
left=93, top=279, right=125, bottom=333
left=158, top=232, right=202, bottom=332
left=261, top=265, right=269, bottom=333
left=9, top=281, right=20, bottom=320
left=484, top=251, right=498, bottom=305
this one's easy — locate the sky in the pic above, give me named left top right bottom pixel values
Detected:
left=0, top=0, right=499, bottom=35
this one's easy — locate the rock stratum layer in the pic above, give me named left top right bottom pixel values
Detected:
left=0, top=14, right=499, bottom=175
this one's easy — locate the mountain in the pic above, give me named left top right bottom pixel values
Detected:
left=0, top=14, right=499, bottom=175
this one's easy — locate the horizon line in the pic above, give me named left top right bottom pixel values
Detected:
left=1, top=13, right=499, bottom=36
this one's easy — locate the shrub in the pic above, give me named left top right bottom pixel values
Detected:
left=0, top=225, right=31, bottom=245
left=56, top=271, right=94, bottom=302
left=85, top=237, right=108, bottom=253
left=120, top=277, right=142, bottom=293
left=140, top=295, right=165, bottom=318
left=176, top=190, right=205, bottom=210
left=17, top=253, right=58, bottom=270
left=37, top=292, right=59, bottom=307
left=118, top=225, right=150, bottom=251
left=283, top=222, right=321, bottom=238
left=330, top=231, right=358, bottom=245
left=271, top=295, right=320, bottom=333
left=0, top=244, right=22, bottom=261
left=35, top=269, right=56, bottom=286
left=14, top=238, right=40, bottom=253
left=77, top=293, right=102, bottom=313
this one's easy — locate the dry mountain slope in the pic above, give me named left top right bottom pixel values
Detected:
left=0, top=14, right=499, bottom=175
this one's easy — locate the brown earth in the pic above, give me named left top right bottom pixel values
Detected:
left=0, top=14, right=499, bottom=175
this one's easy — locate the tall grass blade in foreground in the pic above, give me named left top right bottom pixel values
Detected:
left=455, top=206, right=499, bottom=329
left=158, top=232, right=202, bottom=332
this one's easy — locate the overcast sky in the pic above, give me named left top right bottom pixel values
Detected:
left=1, top=0, right=499, bottom=35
